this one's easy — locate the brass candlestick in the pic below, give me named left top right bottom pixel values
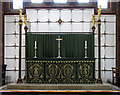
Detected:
left=24, top=14, right=28, bottom=58
left=34, top=41, right=37, bottom=58
left=56, top=35, right=62, bottom=58
left=97, top=6, right=102, bottom=84
left=24, top=14, right=28, bottom=81
left=17, top=8, right=23, bottom=83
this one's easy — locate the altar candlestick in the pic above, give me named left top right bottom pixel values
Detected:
left=34, top=41, right=37, bottom=58
left=56, top=36, right=63, bottom=58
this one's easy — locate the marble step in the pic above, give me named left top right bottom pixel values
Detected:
left=7, top=83, right=116, bottom=90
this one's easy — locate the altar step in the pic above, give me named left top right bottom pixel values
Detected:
left=6, top=83, right=119, bottom=90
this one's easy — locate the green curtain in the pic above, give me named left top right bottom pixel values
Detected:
left=27, top=33, right=94, bottom=59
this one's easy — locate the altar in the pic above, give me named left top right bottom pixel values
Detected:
left=26, top=32, right=95, bottom=84
left=26, top=58, right=95, bottom=83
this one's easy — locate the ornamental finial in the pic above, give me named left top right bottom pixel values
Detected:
left=98, top=6, right=101, bottom=20
left=92, top=15, right=95, bottom=26
left=19, top=7, right=22, bottom=20
left=24, top=14, right=27, bottom=26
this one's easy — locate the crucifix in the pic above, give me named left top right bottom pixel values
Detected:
left=56, top=35, right=63, bottom=58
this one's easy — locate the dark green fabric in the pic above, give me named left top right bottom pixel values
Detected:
left=27, top=33, right=94, bottom=59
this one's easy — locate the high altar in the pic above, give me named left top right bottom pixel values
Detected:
left=26, top=33, right=95, bottom=83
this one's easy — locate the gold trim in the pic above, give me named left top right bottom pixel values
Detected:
left=19, top=22, right=23, bottom=25
left=97, top=22, right=101, bottom=25
left=19, top=8, right=22, bottom=20
left=26, top=60, right=95, bottom=63
left=58, top=19, right=62, bottom=24
left=24, top=14, right=27, bottom=26
left=98, top=6, right=101, bottom=20
left=92, top=15, right=95, bottom=26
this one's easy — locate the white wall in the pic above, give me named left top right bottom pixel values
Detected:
left=4, top=15, right=25, bottom=83
left=26, top=9, right=94, bottom=32
left=95, top=15, right=116, bottom=82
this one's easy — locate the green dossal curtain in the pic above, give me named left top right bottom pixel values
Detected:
left=27, top=32, right=94, bottom=59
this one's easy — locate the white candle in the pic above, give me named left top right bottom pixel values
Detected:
left=35, top=41, right=37, bottom=47
left=85, top=41, right=87, bottom=47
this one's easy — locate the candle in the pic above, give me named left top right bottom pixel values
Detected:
left=93, top=15, right=95, bottom=26
left=98, top=6, right=101, bottom=20
left=24, top=14, right=27, bottom=26
left=19, top=8, right=22, bottom=20
left=35, top=41, right=37, bottom=47
left=85, top=41, right=87, bottom=47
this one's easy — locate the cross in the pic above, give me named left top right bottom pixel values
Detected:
left=56, top=35, right=63, bottom=58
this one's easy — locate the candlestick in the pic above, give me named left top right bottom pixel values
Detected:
left=17, top=7, right=23, bottom=84
left=19, top=7, right=22, bottom=20
left=97, top=5, right=102, bottom=84
left=56, top=36, right=63, bottom=58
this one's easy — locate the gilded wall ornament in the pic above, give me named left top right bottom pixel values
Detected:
left=58, top=19, right=63, bottom=24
